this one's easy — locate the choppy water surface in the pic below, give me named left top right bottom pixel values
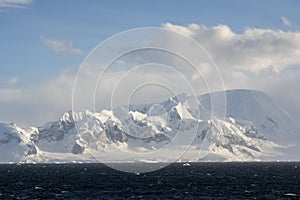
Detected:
left=0, top=162, right=299, bottom=199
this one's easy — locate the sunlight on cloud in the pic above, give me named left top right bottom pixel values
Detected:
left=162, top=23, right=300, bottom=122
left=163, top=23, right=300, bottom=74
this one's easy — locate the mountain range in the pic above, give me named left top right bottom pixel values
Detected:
left=0, top=89, right=299, bottom=163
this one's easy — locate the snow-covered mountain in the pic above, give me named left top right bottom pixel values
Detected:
left=0, top=89, right=299, bottom=163
left=199, top=89, right=299, bottom=143
left=0, top=123, right=37, bottom=162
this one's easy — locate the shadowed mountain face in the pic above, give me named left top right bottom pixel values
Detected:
left=0, top=89, right=299, bottom=163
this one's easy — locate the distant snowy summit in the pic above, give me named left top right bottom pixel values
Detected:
left=0, top=89, right=299, bottom=163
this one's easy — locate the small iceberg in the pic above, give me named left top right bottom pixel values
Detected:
left=183, top=163, right=191, bottom=166
left=284, top=193, right=297, bottom=197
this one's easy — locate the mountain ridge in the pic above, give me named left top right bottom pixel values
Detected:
left=0, top=89, right=299, bottom=163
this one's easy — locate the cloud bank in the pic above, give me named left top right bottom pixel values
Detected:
left=162, top=23, right=300, bottom=121
left=1, top=23, right=300, bottom=126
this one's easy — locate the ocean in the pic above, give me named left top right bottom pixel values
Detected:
left=0, top=162, right=299, bottom=199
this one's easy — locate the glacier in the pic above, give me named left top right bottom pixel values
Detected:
left=0, top=89, right=299, bottom=163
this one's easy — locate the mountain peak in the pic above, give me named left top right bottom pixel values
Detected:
left=0, top=89, right=299, bottom=163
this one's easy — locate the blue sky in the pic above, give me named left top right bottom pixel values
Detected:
left=1, top=0, right=299, bottom=84
left=1, top=0, right=300, bottom=126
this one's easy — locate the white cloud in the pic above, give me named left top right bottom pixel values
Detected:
left=281, top=16, right=292, bottom=27
left=162, top=23, right=300, bottom=122
left=163, top=23, right=300, bottom=74
left=0, top=68, right=75, bottom=126
left=0, top=0, right=31, bottom=9
left=0, top=63, right=206, bottom=126
left=1, top=23, right=300, bottom=126
left=41, top=36, right=84, bottom=55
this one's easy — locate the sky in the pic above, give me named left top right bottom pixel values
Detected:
left=0, top=0, right=300, bottom=126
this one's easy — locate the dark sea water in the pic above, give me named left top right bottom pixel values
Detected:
left=0, top=162, right=299, bottom=199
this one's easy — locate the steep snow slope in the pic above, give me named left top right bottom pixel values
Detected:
left=193, top=118, right=281, bottom=161
left=0, top=123, right=37, bottom=162
left=0, top=89, right=298, bottom=162
left=129, top=89, right=299, bottom=144
left=199, top=89, right=299, bottom=143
